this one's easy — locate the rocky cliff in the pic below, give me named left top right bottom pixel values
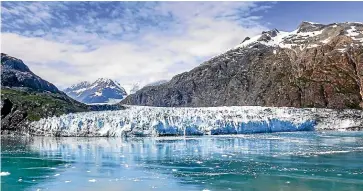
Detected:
left=122, top=22, right=363, bottom=109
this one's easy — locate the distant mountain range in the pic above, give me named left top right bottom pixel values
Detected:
left=122, top=21, right=363, bottom=109
left=64, top=78, right=127, bottom=104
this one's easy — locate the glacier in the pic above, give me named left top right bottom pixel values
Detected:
left=30, top=106, right=363, bottom=137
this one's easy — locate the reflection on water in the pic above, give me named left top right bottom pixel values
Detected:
left=2, top=132, right=363, bottom=191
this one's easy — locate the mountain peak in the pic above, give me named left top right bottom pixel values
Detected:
left=64, top=78, right=127, bottom=104
left=261, top=28, right=280, bottom=36
left=297, top=21, right=325, bottom=33
left=1, top=53, right=31, bottom=73
left=95, top=78, right=112, bottom=84
left=1, top=53, right=60, bottom=93
left=69, top=81, right=91, bottom=89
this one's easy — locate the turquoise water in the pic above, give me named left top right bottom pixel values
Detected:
left=1, top=132, right=363, bottom=191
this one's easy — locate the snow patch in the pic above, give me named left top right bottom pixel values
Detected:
left=235, top=28, right=325, bottom=50
left=347, top=26, right=360, bottom=37
left=94, top=91, right=102, bottom=96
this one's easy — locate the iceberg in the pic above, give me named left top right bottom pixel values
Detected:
left=30, top=106, right=363, bottom=137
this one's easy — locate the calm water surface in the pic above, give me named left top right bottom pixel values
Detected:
left=1, top=132, right=363, bottom=191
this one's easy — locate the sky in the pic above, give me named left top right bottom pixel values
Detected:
left=1, top=1, right=363, bottom=89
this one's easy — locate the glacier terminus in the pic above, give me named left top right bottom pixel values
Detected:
left=31, top=106, right=363, bottom=137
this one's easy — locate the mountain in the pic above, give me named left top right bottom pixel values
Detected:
left=64, top=78, right=127, bottom=104
left=1, top=53, right=90, bottom=134
left=1, top=53, right=60, bottom=93
left=1, top=54, right=124, bottom=134
left=122, top=22, right=363, bottom=109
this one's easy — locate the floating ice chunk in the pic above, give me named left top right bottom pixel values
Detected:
left=89, top=179, right=97, bottom=182
left=0, top=172, right=10, bottom=176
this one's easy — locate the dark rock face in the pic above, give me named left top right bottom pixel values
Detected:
left=241, top=37, right=250, bottom=43
left=259, top=29, right=279, bottom=42
left=1, top=53, right=60, bottom=93
left=122, top=22, right=363, bottom=109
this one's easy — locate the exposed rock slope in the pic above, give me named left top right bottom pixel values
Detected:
left=1, top=53, right=60, bottom=93
left=122, top=22, right=363, bottom=109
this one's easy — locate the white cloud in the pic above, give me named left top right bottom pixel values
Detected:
left=1, top=2, right=270, bottom=89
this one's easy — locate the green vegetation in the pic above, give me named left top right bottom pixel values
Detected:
left=1, top=88, right=89, bottom=122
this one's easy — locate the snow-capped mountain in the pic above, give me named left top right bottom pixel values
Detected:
left=64, top=78, right=127, bottom=104
left=122, top=21, right=363, bottom=109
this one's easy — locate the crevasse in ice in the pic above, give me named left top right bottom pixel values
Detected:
left=30, top=106, right=363, bottom=137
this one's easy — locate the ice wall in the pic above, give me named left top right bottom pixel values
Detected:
left=30, top=106, right=363, bottom=137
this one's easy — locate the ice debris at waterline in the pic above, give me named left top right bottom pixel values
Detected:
left=0, top=172, right=11, bottom=176
left=31, top=106, right=363, bottom=137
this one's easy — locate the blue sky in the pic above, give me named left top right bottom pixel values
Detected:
left=1, top=1, right=362, bottom=89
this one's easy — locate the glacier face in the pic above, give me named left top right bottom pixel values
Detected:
left=30, top=106, right=363, bottom=137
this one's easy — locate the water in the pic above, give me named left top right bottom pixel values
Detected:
left=1, top=132, right=363, bottom=191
